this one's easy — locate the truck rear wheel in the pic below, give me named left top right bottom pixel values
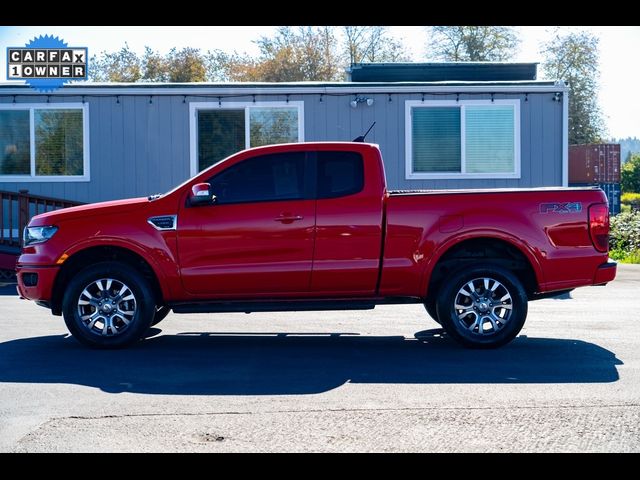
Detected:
left=436, top=264, right=528, bottom=349
left=62, top=261, right=156, bottom=348
left=423, top=298, right=441, bottom=325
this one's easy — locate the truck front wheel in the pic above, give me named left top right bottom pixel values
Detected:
left=62, top=261, right=156, bottom=348
left=152, top=306, right=171, bottom=326
left=436, top=264, right=528, bottom=349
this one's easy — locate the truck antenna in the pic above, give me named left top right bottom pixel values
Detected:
left=352, top=122, right=376, bottom=142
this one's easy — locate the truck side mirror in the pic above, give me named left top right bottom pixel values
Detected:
left=190, top=183, right=216, bottom=206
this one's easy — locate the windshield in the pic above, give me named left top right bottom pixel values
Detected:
left=162, top=151, right=237, bottom=197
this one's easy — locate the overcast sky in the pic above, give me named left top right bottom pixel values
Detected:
left=1, top=26, right=638, bottom=139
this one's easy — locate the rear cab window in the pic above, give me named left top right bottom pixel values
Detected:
left=316, top=151, right=364, bottom=199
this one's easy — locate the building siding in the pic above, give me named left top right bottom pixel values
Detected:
left=0, top=89, right=563, bottom=203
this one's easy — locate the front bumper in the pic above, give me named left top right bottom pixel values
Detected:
left=16, top=265, right=59, bottom=302
left=593, top=260, right=617, bottom=285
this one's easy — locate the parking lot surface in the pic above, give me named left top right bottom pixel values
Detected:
left=1, top=265, right=639, bottom=452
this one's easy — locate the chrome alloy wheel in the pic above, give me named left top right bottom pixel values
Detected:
left=76, top=278, right=137, bottom=337
left=453, top=277, right=513, bottom=336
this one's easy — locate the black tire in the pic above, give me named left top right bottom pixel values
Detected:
left=152, top=305, right=171, bottom=326
left=423, top=298, right=441, bottom=325
left=436, top=264, right=528, bottom=349
left=62, top=261, right=156, bottom=348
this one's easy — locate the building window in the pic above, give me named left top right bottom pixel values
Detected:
left=405, top=99, right=520, bottom=179
left=0, top=104, right=89, bottom=181
left=0, top=110, right=30, bottom=175
left=249, top=107, right=298, bottom=148
left=191, top=101, right=303, bottom=174
left=198, top=109, right=245, bottom=173
left=411, top=107, right=461, bottom=173
left=0, top=103, right=89, bottom=181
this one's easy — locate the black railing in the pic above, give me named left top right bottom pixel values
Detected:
left=0, top=189, right=82, bottom=248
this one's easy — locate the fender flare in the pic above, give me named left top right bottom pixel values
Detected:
left=60, top=237, right=173, bottom=300
left=419, top=229, right=545, bottom=297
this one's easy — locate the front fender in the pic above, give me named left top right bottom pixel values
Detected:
left=61, top=237, right=176, bottom=301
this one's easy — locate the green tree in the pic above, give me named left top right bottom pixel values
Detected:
left=343, top=26, right=410, bottom=64
left=541, top=30, right=605, bottom=145
left=141, top=46, right=168, bottom=82
left=89, top=43, right=142, bottom=82
left=245, top=26, right=342, bottom=82
left=88, top=27, right=413, bottom=83
left=205, top=50, right=259, bottom=82
left=428, top=26, right=519, bottom=61
left=622, top=153, right=640, bottom=193
left=203, top=27, right=342, bottom=82
left=92, top=45, right=210, bottom=83
left=165, top=48, right=207, bottom=82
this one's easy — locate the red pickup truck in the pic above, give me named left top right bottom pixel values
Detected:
left=17, top=142, right=616, bottom=349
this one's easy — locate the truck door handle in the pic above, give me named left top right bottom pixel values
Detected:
left=274, top=215, right=304, bottom=224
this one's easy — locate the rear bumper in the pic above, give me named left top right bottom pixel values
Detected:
left=16, top=265, right=59, bottom=302
left=593, top=261, right=617, bottom=285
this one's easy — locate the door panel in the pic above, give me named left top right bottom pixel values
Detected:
left=310, top=151, right=384, bottom=295
left=177, top=151, right=315, bottom=297
left=312, top=197, right=384, bottom=294
left=177, top=200, right=315, bottom=296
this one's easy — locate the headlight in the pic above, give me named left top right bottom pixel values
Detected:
left=23, top=226, right=58, bottom=246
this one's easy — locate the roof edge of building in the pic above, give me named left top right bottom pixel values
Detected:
left=0, top=80, right=567, bottom=96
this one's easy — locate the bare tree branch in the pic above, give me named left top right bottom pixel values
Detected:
left=428, top=26, right=519, bottom=62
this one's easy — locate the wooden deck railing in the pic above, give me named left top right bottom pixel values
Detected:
left=0, top=189, right=83, bottom=248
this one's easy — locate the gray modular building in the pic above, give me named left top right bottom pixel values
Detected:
left=0, top=63, right=568, bottom=204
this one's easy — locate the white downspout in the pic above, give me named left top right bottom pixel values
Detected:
left=561, top=82, right=569, bottom=187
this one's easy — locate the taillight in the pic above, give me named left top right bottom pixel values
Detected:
left=588, top=203, right=609, bottom=253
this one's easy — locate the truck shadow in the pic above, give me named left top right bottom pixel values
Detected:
left=0, top=330, right=622, bottom=395
left=0, top=284, right=17, bottom=296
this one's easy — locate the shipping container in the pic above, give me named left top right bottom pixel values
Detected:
left=569, top=182, right=621, bottom=215
left=600, top=182, right=621, bottom=215
left=569, top=144, right=621, bottom=184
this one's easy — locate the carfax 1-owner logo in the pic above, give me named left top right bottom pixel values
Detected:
left=7, top=35, right=88, bottom=92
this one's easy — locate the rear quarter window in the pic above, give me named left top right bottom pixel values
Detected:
left=317, top=151, right=364, bottom=199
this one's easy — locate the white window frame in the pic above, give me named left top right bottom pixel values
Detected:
left=0, top=102, right=90, bottom=182
left=405, top=99, right=520, bottom=180
left=189, top=101, right=305, bottom=176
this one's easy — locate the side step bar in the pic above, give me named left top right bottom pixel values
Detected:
left=170, top=297, right=421, bottom=314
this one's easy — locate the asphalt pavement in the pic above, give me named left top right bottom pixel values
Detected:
left=1, top=265, right=639, bottom=452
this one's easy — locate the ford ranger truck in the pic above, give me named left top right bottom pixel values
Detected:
left=16, top=142, right=617, bottom=349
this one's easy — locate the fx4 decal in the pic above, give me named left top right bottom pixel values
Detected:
left=539, top=202, right=582, bottom=214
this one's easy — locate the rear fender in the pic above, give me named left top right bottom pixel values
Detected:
left=419, top=229, right=545, bottom=297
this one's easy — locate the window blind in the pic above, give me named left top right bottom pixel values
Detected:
left=465, top=105, right=515, bottom=174
left=198, top=109, right=245, bottom=171
left=35, top=109, right=84, bottom=176
left=0, top=110, right=30, bottom=175
left=412, top=107, right=461, bottom=173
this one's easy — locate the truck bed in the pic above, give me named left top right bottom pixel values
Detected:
left=380, top=186, right=609, bottom=297
left=389, top=186, right=602, bottom=196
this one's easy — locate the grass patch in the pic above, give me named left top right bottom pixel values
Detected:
left=621, top=192, right=640, bottom=205
left=621, top=192, right=640, bottom=214
left=609, top=211, right=640, bottom=263
left=609, top=248, right=640, bottom=264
